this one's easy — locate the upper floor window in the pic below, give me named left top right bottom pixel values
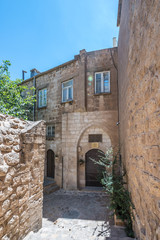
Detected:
left=47, top=125, right=55, bottom=137
left=95, top=71, right=110, bottom=94
left=62, top=79, right=73, bottom=102
left=39, top=88, right=47, bottom=107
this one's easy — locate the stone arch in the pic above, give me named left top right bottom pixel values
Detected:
left=76, top=123, right=115, bottom=149
left=77, top=124, right=112, bottom=189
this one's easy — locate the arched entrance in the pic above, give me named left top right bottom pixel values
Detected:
left=47, top=150, right=55, bottom=178
left=85, top=149, right=105, bottom=187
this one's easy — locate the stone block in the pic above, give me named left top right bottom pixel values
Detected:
left=4, top=152, right=19, bottom=166
left=0, top=187, right=13, bottom=201
left=0, top=165, right=9, bottom=177
left=0, top=145, right=12, bottom=152
left=0, top=200, right=10, bottom=217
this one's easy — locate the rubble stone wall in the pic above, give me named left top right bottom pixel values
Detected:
left=118, top=0, right=160, bottom=239
left=0, top=114, right=46, bottom=240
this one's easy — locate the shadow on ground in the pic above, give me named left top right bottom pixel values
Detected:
left=24, top=190, right=134, bottom=240
left=43, top=190, right=111, bottom=222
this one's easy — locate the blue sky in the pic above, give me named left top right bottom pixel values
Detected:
left=0, top=0, right=119, bottom=80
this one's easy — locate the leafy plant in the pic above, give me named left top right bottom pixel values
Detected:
left=92, top=148, right=135, bottom=238
left=0, top=60, right=36, bottom=120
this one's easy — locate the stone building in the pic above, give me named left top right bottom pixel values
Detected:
left=23, top=47, right=118, bottom=190
left=117, top=0, right=160, bottom=239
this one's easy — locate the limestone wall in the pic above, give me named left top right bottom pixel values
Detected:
left=118, top=0, right=160, bottom=239
left=62, top=111, right=118, bottom=190
left=86, top=48, right=118, bottom=112
left=0, top=114, right=45, bottom=240
left=22, top=48, right=118, bottom=188
left=77, top=126, right=112, bottom=188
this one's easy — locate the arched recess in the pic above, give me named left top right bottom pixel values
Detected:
left=77, top=125, right=112, bottom=189
left=85, top=149, right=105, bottom=187
left=47, top=149, right=55, bottom=178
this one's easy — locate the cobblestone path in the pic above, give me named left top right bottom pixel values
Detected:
left=24, top=190, right=134, bottom=240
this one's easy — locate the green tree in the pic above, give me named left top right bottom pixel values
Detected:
left=0, top=60, right=35, bottom=120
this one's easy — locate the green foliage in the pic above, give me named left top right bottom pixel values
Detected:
left=93, top=148, right=135, bottom=238
left=0, top=60, right=36, bottom=120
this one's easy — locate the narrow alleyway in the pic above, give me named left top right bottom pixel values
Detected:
left=24, top=190, right=133, bottom=240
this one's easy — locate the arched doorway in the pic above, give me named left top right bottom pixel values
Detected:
left=85, top=149, right=105, bottom=187
left=47, top=150, right=55, bottom=178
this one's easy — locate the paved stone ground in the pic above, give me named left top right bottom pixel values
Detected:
left=24, top=190, right=134, bottom=240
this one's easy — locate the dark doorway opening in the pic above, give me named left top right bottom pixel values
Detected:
left=85, top=149, right=105, bottom=187
left=47, top=149, right=55, bottom=178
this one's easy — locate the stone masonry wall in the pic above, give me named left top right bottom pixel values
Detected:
left=78, top=125, right=112, bottom=188
left=22, top=48, right=118, bottom=188
left=86, top=48, right=118, bottom=112
left=118, top=0, right=160, bottom=239
left=62, top=111, right=118, bottom=190
left=0, top=114, right=45, bottom=240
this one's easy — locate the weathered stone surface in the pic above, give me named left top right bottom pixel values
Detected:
left=0, top=145, right=12, bottom=153
left=22, top=48, right=118, bottom=189
left=118, top=0, right=160, bottom=239
left=4, top=152, right=19, bottom=166
left=62, top=112, right=118, bottom=189
left=12, top=145, right=21, bottom=152
left=24, top=190, right=135, bottom=240
left=0, top=225, right=3, bottom=238
left=16, top=185, right=28, bottom=197
left=0, top=114, right=45, bottom=239
left=0, top=165, right=9, bottom=177
left=1, top=200, right=10, bottom=216
left=0, top=187, right=13, bottom=201
left=13, top=175, right=21, bottom=187
left=4, top=172, right=13, bottom=184
left=7, top=215, right=19, bottom=231
left=3, top=136, right=14, bottom=145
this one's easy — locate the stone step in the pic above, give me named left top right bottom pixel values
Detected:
left=43, top=177, right=56, bottom=187
left=108, top=226, right=136, bottom=240
left=107, top=237, right=135, bottom=239
left=44, top=184, right=60, bottom=195
left=106, top=236, right=135, bottom=240
left=44, top=181, right=57, bottom=190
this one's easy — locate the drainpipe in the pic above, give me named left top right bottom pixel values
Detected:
left=84, top=54, right=87, bottom=111
left=33, top=76, right=36, bottom=121
left=80, top=49, right=87, bottom=111
left=62, top=156, right=63, bottom=188
left=109, top=47, right=121, bottom=159
left=109, top=48, right=118, bottom=119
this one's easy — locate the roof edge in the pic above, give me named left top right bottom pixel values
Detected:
left=22, top=58, right=76, bottom=83
left=22, top=47, right=117, bottom=84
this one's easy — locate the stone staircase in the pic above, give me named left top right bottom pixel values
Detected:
left=106, top=226, right=136, bottom=240
left=43, top=177, right=60, bottom=195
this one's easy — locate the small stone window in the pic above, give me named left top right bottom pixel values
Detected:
left=62, top=79, right=73, bottom=102
left=47, top=126, right=55, bottom=137
left=38, top=88, right=47, bottom=107
left=95, top=71, right=110, bottom=94
left=89, top=134, right=102, bottom=142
